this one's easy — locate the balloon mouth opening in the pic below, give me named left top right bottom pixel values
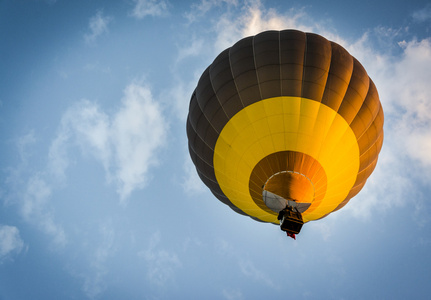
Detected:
left=262, top=171, right=314, bottom=213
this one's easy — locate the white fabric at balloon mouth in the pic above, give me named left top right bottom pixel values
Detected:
left=262, top=190, right=312, bottom=213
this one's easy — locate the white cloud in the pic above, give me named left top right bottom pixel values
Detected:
left=23, top=175, right=67, bottom=248
left=183, top=0, right=311, bottom=53
left=5, top=81, right=166, bottom=250
left=113, top=83, right=167, bottom=200
left=50, top=81, right=167, bottom=203
left=17, top=130, right=36, bottom=165
left=3, top=131, right=36, bottom=206
left=214, top=238, right=279, bottom=289
left=130, top=0, right=169, bottom=19
left=239, top=259, right=278, bottom=289
left=333, top=33, right=431, bottom=175
left=22, top=176, right=51, bottom=218
left=50, top=99, right=111, bottom=180
left=212, top=1, right=311, bottom=52
left=138, top=231, right=181, bottom=286
left=168, top=70, right=201, bottom=123
left=390, top=38, right=431, bottom=167
left=5, top=132, right=67, bottom=248
left=184, top=0, right=239, bottom=23
left=182, top=158, right=206, bottom=195
left=48, top=128, right=72, bottom=181
left=0, top=225, right=25, bottom=262
left=412, top=4, right=431, bottom=23
left=175, top=38, right=204, bottom=64
left=81, top=222, right=116, bottom=299
left=85, top=10, right=112, bottom=44
left=240, top=5, right=304, bottom=37
left=324, top=35, right=431, bottom=221
left=307, top=221, right=333, bottom=241
left=222, top=288, right=244, bottom=300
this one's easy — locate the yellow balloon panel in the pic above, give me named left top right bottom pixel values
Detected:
left=213, top=97, right=360, bottom=223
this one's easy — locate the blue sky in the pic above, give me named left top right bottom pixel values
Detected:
left=1, top=0, right=431, bottom=299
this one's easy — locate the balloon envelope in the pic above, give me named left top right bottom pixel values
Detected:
left=187, top=29, right=384, bottom=224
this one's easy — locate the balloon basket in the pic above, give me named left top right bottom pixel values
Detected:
left=280, top=209, right=304, bottom=234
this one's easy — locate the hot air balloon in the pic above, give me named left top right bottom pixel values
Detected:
left=186, top=29, right=383, bottom=237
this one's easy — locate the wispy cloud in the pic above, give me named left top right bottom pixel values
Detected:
left=4, top=80, right=167, bottom=251
left=389, top=38, right=431, bottom=167
left=175, top=38, right=204, bottom=65
left=50, top=99, right=111, bottom=180
left=0, top=225, right=25, bottom=263
left=215, top=239, right=279, bottom=291
left=184, top=0, right=239, bottom=23
left=211, top=1, right=311, bottom=52
left=17, top=130, right=36, bottom=166
left=81, top=222, right=116, bottom=299
left=138, top=231, right=182, bottom=286
left=222, top=288, right=244, bottom=300
left=343, top=35, right=431, bottom=223
left=22, top=175, right=67, bottom=247
left=412, top=4, right=431, bottom=23
left=239, top=259, right=278, bottom=289
left=50, top=81, right=168, bottom=203
left=130, top=0, right=169, bottom=19
left=84, top=10, right=112, bottom=44
left=113, top=83, right=168, bottom=200
left=5, top=131, right=67, bottom=249
left=182, top=158, right=207, bottom=195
